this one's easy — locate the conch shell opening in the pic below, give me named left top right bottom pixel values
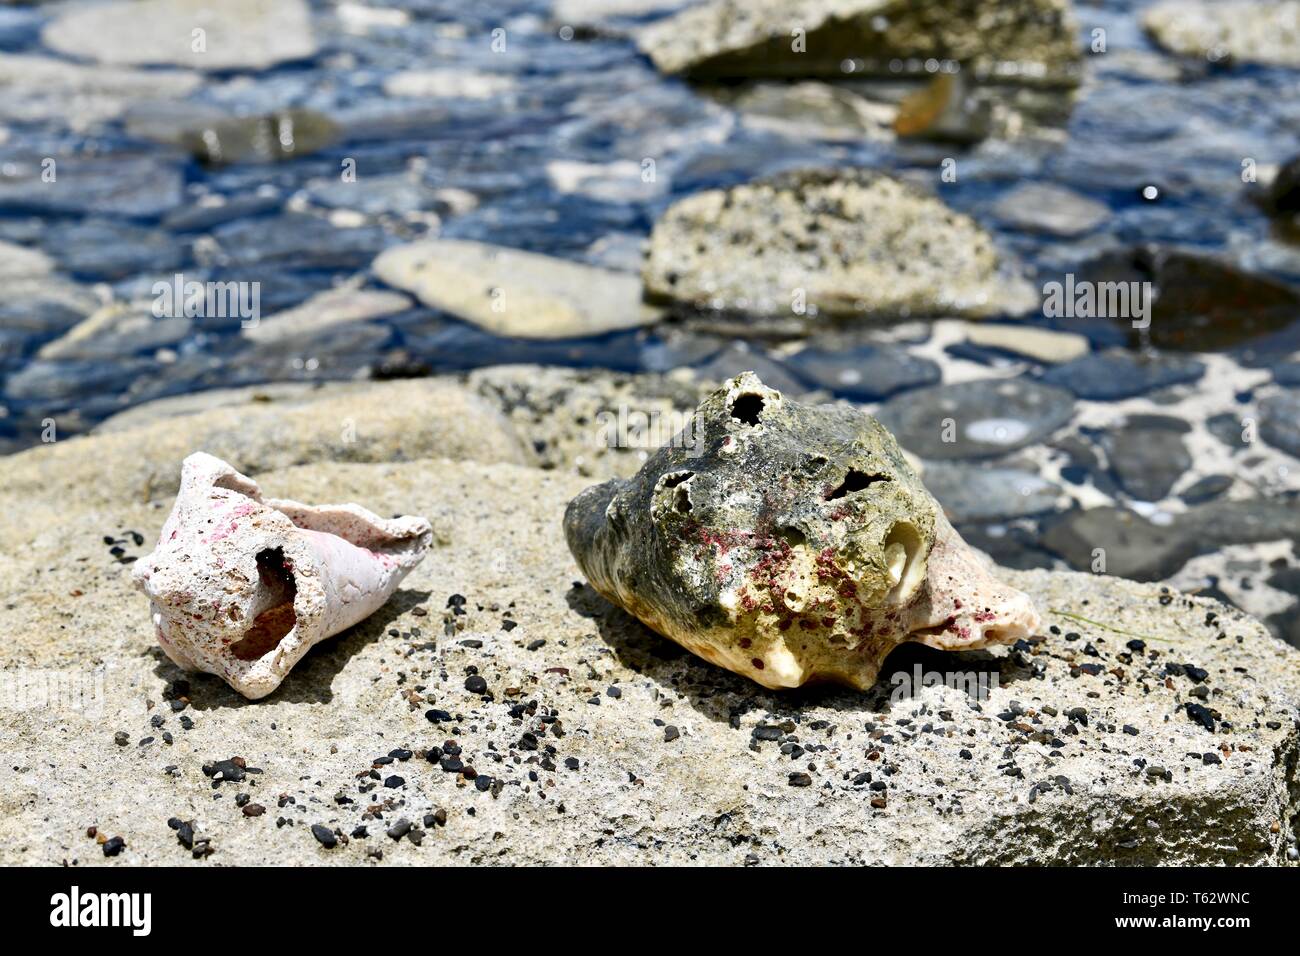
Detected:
left=133, top=452, right=432, bottom=699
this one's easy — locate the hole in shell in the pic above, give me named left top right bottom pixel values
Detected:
left=230, top=548, right=297, bottom=662
left=824, top=468, right=888, bottom=500
left=729, top=392, right=765, bottom=426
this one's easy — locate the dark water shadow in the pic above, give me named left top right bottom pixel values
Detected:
left=566, top=582, right=1030, bottom=726
left=149, top=588, right=432, bottom=709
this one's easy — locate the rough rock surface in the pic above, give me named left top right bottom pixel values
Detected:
left=1144, top=1, right=1300, bottom=68
left=1, top=379, right=527, bottom=514
left=1, top=397, right=1298, bottom=864
left=42, top=0, right=318, bottom=72
left=643, top=169, right=1037, bottom=321
left=375, top=239, right=660, bottom=339
left=637, top=0, right=1082, bottom=85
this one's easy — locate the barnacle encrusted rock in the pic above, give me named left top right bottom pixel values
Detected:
left=642, top=168, right=1037, bottom=322
left=636, top=0, right=1083, bottom=85
left=565, top=373, right=1040, bottom=689
left=133, top=452, right=432, bottom=699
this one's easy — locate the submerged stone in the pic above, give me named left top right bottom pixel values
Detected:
left=876, top=378, right=1075, bottom=460
left=564, top=372, right=1040, bottom=690
left=1080, top=246, right=1300, bottom=351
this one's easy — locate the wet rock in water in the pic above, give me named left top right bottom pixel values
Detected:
left=1181, top=474, right=1233, bottom=506
left=172, top=110, right=340, bottom=166
left=162, top=192, right=283, bottom=233
left=45, top=218, right=186, bottom=281
left=1207, top=411, right=1249, bottom=451
left=0, top=276, right=98, bottom=337
left=893, top=71, right=995, bottom=144
left=921, top=461, right=1065, bottom=522
left=1144, top=1, right=1300, bottom=68
left=1260, top=392, right=1300, bottom=458
left=692, top=343, right=808, bottom=397
left=210, top=214, right=389, bottom=271
left=383, top=70, right=517, bottom=100
left=784, top=344, right=940, bottom=400
left=1043, top=500, right=1300, bottom=581
left=876, top=378, right=1074, bottom=460
left=0, top=154, right=183, bottom=219
left=37, top=302, right=190, bottom=361
left=546, top=159, right=668, bottom=204
left=3, top=358, right=158, bottom=407
left=373, top=239, right=659, bottom=340
left=42, top=0, right=317, bottom=71
left=1256, top=154, right=1300, bottom=219
left=0, top=238, right=52, bottom=279
left=564, top=372, right=1040, bottom=690
left=303, top=173, right=442, bottom=217
left=244, top=287, right=411, bottom=345
left=1101, top=416, right=1192, bottom=502
left=643, top=168, right=1037, bottom=322
left=1040, top=349, right=1206, bottom=400
left=1080, top=246, right=1300, bottom=351
left=726, top=81, right=894, bottom=143
left=637, top=0, right=1082, bottom=85
left=0, top=53, right=201, bottom=128
left=1273, top=361, right=1300, bottom=388
left=991, top=182, right=1110, bottom=237
left=964, top=324, right=1090, bottom=364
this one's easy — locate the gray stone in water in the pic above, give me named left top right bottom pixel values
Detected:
left=3, top=358, right=159, bottom=406
left=785, top=345, right=940, bottom=400
left=211, top=215, right=390, bottom=271
left=1180, top=474, right=1233, bottom=506
left=1273, top=361, right=1300, bottom=388
left=921, top=461, right=1065, bottom=523
left=564, top=372, right=1040, bottom=691
left=1260, top=392, right=1300, bottom=458
left=304, top=173, right=442, bottom=217
left=636, top=0, right=1082, bottom=85
left=876, top=378, right=1075, bottom=460
left=1040, top=349, right=1206, bottom=400
left=1144, top=0, right=1300, bottom=68
left=991, top=182, right=1110, bottom=237
left=373, top=239, right=659, bottom=340
left=0, top=154, right=183, bottom=219
left=1101, top=417, right=1192, bottom=502
left=166, top=110, right=340, bottom=166
left=1206, top=411, right=1249, bottom=451
left=1043, top=500, right=1300, bottom=582
left=643, top=168, right=1037, bottom=322
left=1081, top=246, right=1300, bottom=351
left=41, top=0, right=318, bottom=72
left=45, top=218, right=186, bottom=281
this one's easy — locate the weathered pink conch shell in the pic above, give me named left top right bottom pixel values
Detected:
left=133, top=452, right=432, bottom=699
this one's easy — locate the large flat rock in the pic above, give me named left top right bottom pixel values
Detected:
left=2, top=429, right=1297, bottom=865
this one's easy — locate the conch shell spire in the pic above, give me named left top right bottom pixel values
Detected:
left=133, top=452, right=432, bottom=699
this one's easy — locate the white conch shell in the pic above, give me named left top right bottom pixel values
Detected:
left=132, top=452, right=432, bottom=699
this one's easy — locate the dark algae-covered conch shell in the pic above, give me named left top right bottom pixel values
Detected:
left=564, top=373, right=1041, bottom=690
